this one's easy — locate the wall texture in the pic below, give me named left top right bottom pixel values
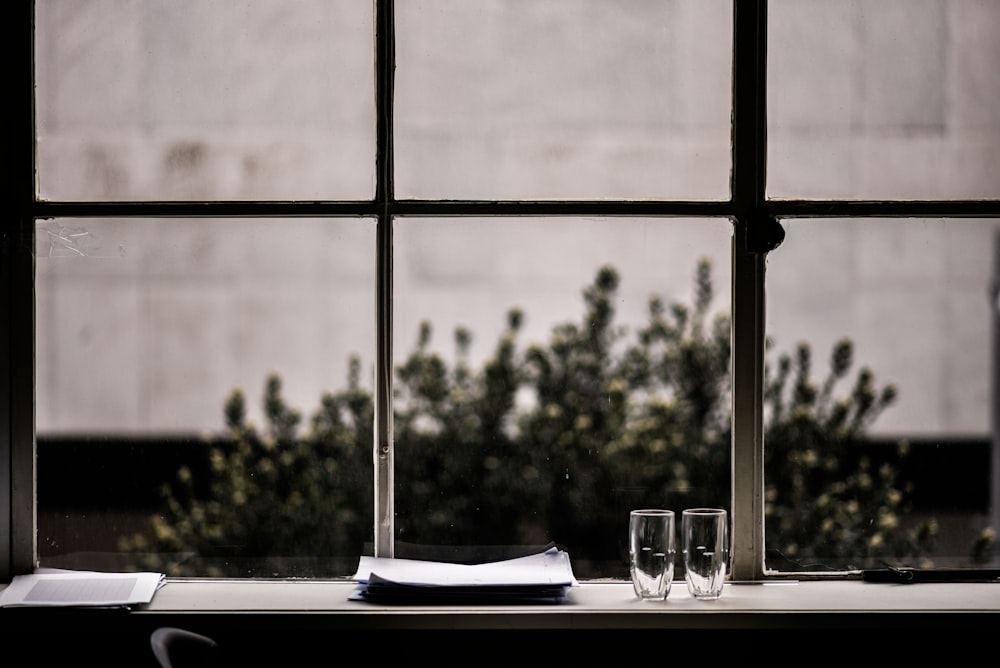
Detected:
left=32, top=0, right=1000, bottom=438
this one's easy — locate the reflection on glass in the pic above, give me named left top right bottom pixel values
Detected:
left=34, top=1, right=375, bottom=201
left=766, top=218, right=1000, bottom=571
left=395, top=0, right=733, bottom=200
left=392, top=217, right=733, bottom=578
left=768, top=0, right=1000, bottom=199
left=35, top=217, right=376, bottom=577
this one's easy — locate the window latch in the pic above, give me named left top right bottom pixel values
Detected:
left=746, top=213, right=785, bottom=254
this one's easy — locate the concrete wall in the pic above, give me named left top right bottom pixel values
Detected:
left=32, top=0, right=1000, bottom=437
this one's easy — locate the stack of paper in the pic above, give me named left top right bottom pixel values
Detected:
left=351, top=545, right=578, bottom=605
left=0, top=569, right=166, bottom=609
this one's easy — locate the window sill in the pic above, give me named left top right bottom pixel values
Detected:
left=6, top=578, right=998, bottom=624
left=3, top=579, right=998, bottom=661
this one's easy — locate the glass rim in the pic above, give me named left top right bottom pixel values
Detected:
left=630, top=508, right=674, bottom=516
left=682, top=507, right=727, bottom=515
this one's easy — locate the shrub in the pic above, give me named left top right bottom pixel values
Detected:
left=122, top=258, right=941, bottom=577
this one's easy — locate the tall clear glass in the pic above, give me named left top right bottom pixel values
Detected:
left=682, top=507, right=729, bottom=599
left=629, top=509, right=676, bottom=600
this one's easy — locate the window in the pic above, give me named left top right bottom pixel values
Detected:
left=765, top=0, right=1000, bottom=573
left=5, top=0, right=999, bottom=587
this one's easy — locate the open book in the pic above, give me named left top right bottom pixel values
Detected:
left=0, top=569, right=166, bottom=609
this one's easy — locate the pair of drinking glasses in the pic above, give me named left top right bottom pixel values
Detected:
left=628, top=507, right=728, bottom=600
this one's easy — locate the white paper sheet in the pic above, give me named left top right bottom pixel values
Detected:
left=352, top=546, right=578, bottom=587
left=0, top=569, right=166, bottom=608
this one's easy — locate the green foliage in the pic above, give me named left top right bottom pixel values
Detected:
left=122, top=258, right=945, bottom=577
left=763, top=340, right=934, bottom=570
left=120, top=359, right=373, bottom=577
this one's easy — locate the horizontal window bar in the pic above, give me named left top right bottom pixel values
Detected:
left=33, top=200, right=1000, bottom=221
left=769, top=200, right=1000, bottom=218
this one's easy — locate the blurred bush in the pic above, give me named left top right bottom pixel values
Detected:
left=122, top=258, right=943, bottom=577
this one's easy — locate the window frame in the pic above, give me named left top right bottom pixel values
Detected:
left=4, top=0, right=1000, bottom=586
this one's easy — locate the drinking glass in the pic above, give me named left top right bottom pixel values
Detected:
left=628, top=509, right=675, bottom=600
left=682, top=508, right=729, bottom=600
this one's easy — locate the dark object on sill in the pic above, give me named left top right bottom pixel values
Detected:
left=863, top=566, right=1000, bottom=583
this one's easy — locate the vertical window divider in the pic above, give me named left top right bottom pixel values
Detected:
left=730, top=0, right=773, bottom=581
left=3, top=0, right=36, bottom=581
left=374, top=0, right=396, bottom=558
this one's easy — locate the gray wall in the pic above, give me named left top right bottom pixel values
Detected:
left=32, top=0, right=1000, bottom=438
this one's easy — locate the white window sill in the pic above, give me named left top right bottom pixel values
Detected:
left=135, top=579, right=1000, bottom=623
left=4, top=580, right=999, bottom=662
left=5, top=578, right=999, bottom=625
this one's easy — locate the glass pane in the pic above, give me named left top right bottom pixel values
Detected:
left=34, top=1, right=375, bottom=201
left=36, top=217, right=377, bottom=577
left=395, top=0, right=733, bottom=200
left=392, top=217, right=734, bottom=579
left=766, top=218, right=1000, bottom=571
left=768, top=0, right=1000, bottom=200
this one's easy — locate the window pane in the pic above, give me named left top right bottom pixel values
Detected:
left=395, top=0, right=733, bottom=200
left=765, top=218, right=1000, bottom=571
left=768, top=0, right=1000, bottom=200
left=36, top=217, right=376, bottom=577
left=34, top=1, right=375, bottom=201
left=392, top=217, right=733, bottom=578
